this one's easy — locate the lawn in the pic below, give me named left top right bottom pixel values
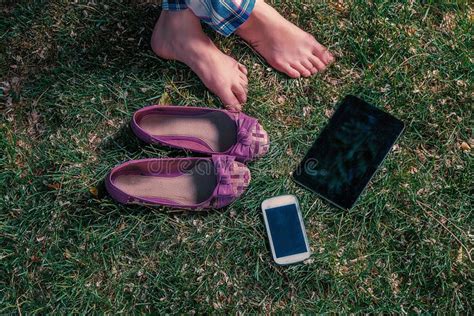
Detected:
left=1, top=0, right=472, bottom=313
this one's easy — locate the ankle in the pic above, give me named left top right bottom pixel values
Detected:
left=237, top=0, right=269, bottom=35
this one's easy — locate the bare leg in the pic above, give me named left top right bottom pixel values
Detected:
left=236, top=0, right=334, bottom=78
left=151, top=9, right=248, bottom=106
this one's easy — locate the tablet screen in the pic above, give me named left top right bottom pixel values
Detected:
left=293, top=96, right=404, bottom=209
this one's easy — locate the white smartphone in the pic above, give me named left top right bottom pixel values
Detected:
left=261, top=195, right=311, bottom=265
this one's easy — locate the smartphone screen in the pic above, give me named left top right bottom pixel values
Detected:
left=293, top=95, right=404, bottom=209
left=264, top=204, right=308, bottom=258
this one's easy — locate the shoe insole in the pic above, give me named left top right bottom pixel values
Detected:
left=114, top=162, right=217, bottom=205
left=138, top=111, right=236, bottom=152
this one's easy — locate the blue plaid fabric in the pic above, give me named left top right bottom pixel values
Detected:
left=162, top=0, right=256, bottom=37
left=162, top=0, right=188, bottom=10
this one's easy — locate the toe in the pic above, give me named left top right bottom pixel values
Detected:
left=239, top=75, right=248, bottom=92
left=301, top=60, right=315, bottom=73
left=285, top=65, right=302, bottom=78
left=291, top=63, right=311, bottom=77
left=312, top=43, right=334, bottom=64
left=238, top=63, right=248, bottom=75
left=239, top=73, right=248, bottom=85
left=309, top=55, right=327, bottom=71
left=274, top=62, right=301, bottom=78
left=270, top=59, right=301, bottom=78
left=232, top=84, right=247, bottom=104
left=240, top=81, right=248, bottom=93
left=219, top=88, right=240, bottom=107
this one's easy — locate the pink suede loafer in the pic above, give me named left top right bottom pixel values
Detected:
left=131, top=105, right=270, bottom=162
left=105, top=155, right=251, bottom=209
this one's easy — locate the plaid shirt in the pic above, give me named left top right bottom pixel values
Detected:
left=162, top=0, right=256, bottom=37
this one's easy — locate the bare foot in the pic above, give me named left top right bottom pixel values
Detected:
left=152, top=9, right=248, bottom=106
left=236, top=0, right=334, bottom=78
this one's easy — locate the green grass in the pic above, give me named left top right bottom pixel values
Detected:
left=1, top=0, right=472, bottom=313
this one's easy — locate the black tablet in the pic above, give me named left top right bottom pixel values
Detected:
left=293, top=95, right=404, bottom=210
